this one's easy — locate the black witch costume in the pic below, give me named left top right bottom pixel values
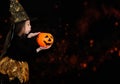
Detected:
left=0, top=0, right=39, bottom=83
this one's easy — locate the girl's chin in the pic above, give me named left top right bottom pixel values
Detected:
left=26, top=32, right=30, bottom=34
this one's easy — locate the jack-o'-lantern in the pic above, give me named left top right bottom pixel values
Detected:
left=36, top=32, right=54, bottom=48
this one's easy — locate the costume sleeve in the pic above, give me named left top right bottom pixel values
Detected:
left=6, top=35, right=39, bottom=61
left=18, top=36, right=39, bottom=56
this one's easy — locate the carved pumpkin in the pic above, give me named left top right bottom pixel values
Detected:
left=36, top=32, right=54, bottom=48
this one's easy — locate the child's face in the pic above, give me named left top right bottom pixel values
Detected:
left=23, top=20, right=31, bottom=34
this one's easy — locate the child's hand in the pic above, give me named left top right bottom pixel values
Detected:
left=27, top=32, right=40, bottom=38
left=36, top=45, right=51, bottom=53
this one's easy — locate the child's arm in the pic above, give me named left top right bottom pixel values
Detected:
left=27, top=32, right=40, bottom=38
left=36, top=45, right=51, bottom=53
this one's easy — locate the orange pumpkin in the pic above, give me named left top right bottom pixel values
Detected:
left=36, top=32, right=54, bottom=48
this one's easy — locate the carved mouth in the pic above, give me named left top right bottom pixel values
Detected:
left=44, top=41, right=51, bottom=46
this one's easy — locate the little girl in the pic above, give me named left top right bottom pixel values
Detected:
left=0, top=0, right=51, bottom=84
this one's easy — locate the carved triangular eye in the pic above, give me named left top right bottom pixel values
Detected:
left=50, top=36, right=53, bottom=38
left=45, top=35, right=48, bottom=38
